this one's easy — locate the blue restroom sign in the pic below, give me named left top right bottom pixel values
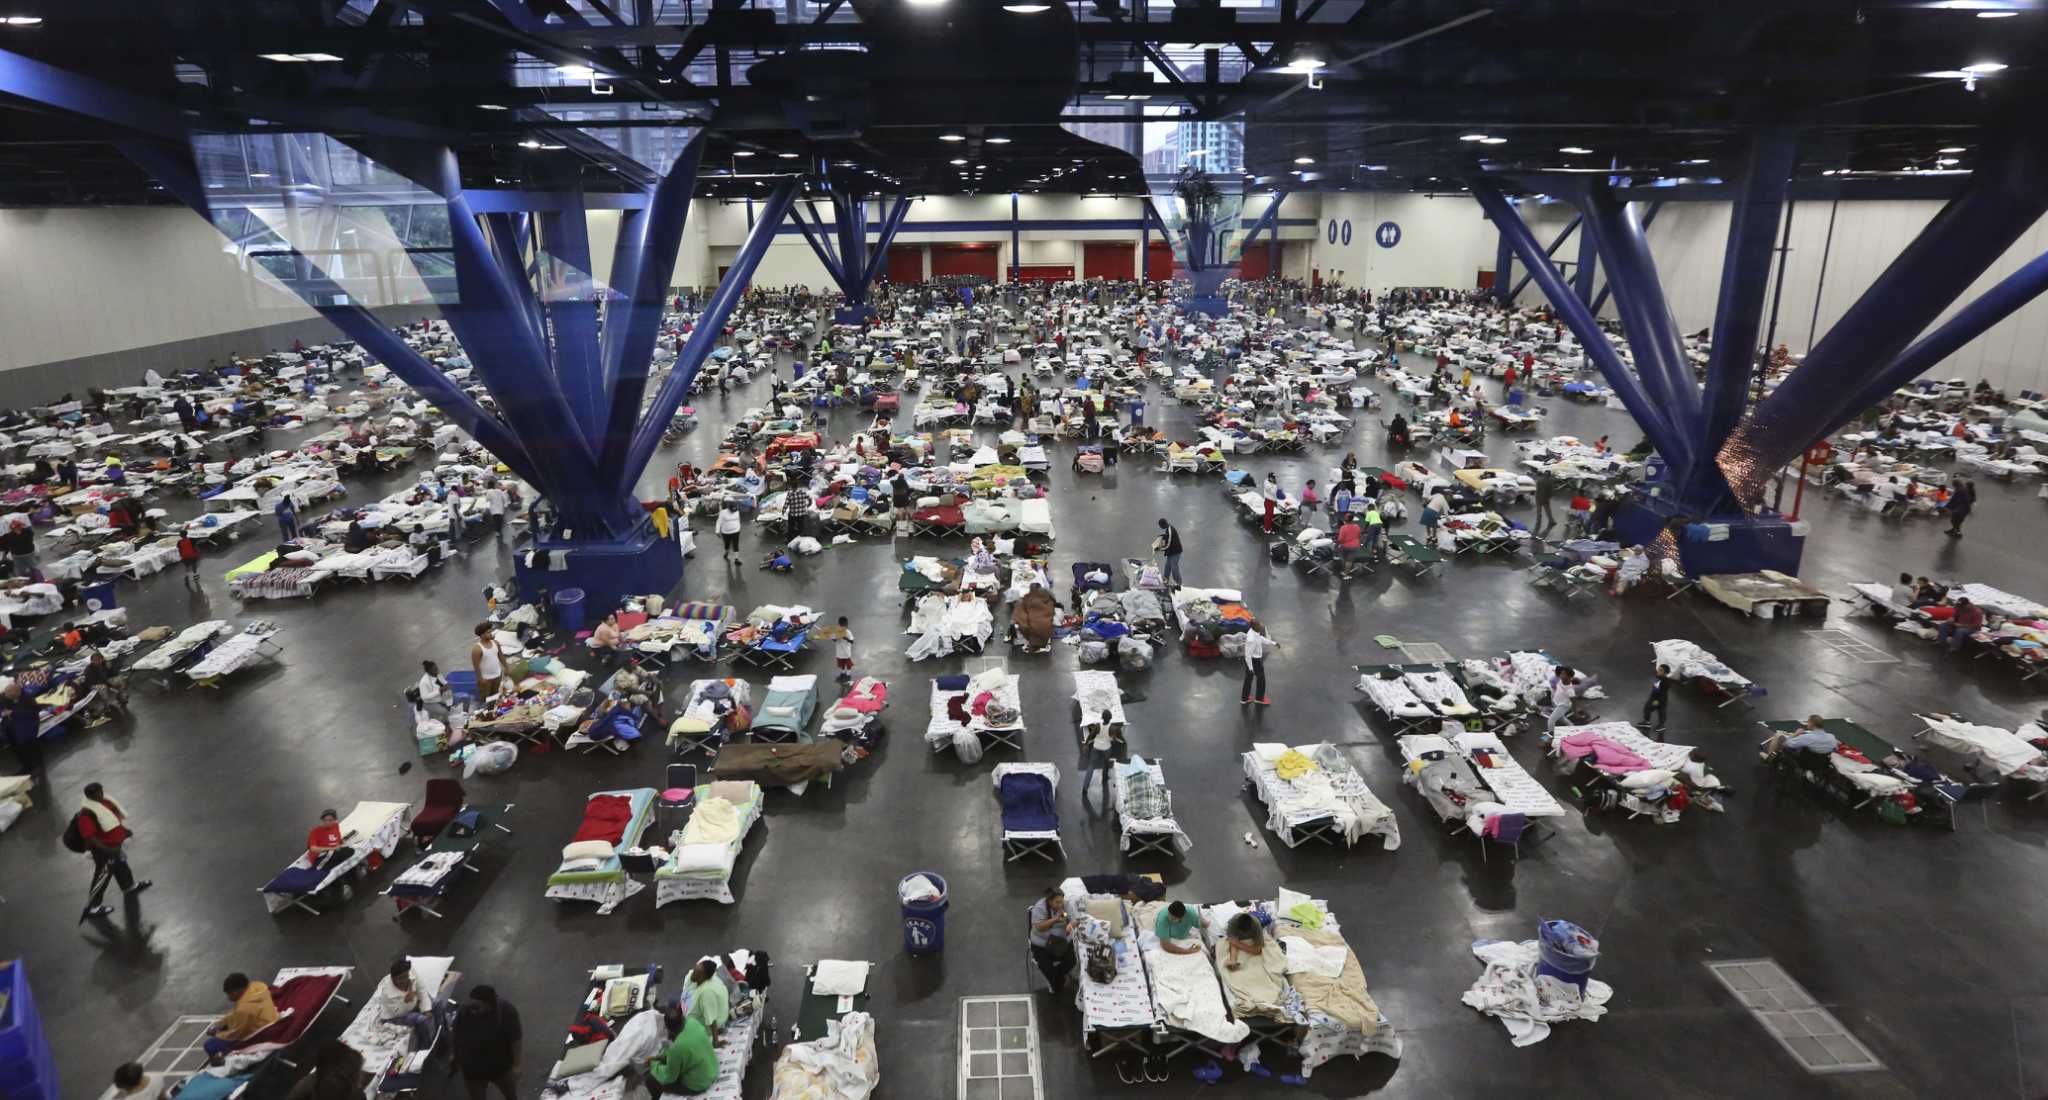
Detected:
left=1375, top=221, right=1401, bottom=248
left=1341, top=220, right=1353, bottom=245
left=1326, top=219, right=1338, bottom=243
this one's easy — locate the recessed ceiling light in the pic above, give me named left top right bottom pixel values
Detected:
left=1002, top=2, right=1050, bottom=10
left=1294, top=156, right=1315, bottom=165
left=519, top=139, right=543, bottom=149
left=1459, top=133, right=1489, bottom=142
left=298, top=52, right=343, bottom=62
left=986, top=135, right=1012, bottom=144
left=1361, top=164, right=1388, bottom=171
left=733, top=150, right=755, bottom=157
left=1963, top=60, right=2008, bottom=72
left=479, top=103, right=508, bottom=111
left=3, top=15, right=43, bottom=25
left=939, top=132, right=965, bottom=142
left=1559, top=146, right=1591, bottom=154
left=950, top=157, right=968, bottom=165
left=556, top=64, right=598, bottom=79
left=1940, top=146, right=1967, bottom=153
left=1681, top=158, right=1709, bottom=165
left=1978, top=9, right=2019, bottom=15
left=778, top=152, right=799, bottom=159
left=1938, top=157, right=1961, bottom=165
left=1478, top=137, right=1507, bottom=145
left=258, top=53, right=302, bottom=62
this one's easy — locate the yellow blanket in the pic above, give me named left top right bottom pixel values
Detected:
left=1274, top=750, right=1316, bottom=781
left=679, top=795, right=742, bottom=847
left=1284, top=926, right=1380, bottom=1035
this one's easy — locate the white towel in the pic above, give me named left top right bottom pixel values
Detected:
left=1280, top=936, right=1348, bottom=979
left=811, top=959, right=871, bottom=997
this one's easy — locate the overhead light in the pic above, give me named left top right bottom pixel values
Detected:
left=939, top=132, right=966, bottom=142
left=479, top=103, right=508, bottom=111
left=1478, top=137, right=1507, bottom=145
left=540, top=143, right=566, bottom=151
left=1459, top=133, right=1489, bottom=142
left=1979, top=9, right=2020, bottom=15
left=733, top=150, right=755, bottom=157
left=260, top=51, right=341, bottom=61
left=1559, top=146, right=1591, bottom=154
left=907, top=0, right=948, bottom=6
left=777, top=152, right=800, bottom=159
left=2, top=15, right=43, bottom=25
left=986, top=135, right=1012, bottom=144
left=556, top=63, right=598, bottom=79
left=519, top=139, right=544, bottom=149
left=1681, top=158, right=1709, bottom=165
left=1940, top=146, right=1967, bottom=153
left=950, top=157, right=968, bottom=165
left=1002, top=2, right=1051, bottom=10
left=1938, top=157, right=1961, bottom=165
left=298, top=52, right=343, bottom=62
left=258, top=53, right=302, bottom=61
left=1963, top=60, right=2009, bottom=72
left=976, top=163, right=987, bottom=169
left=1361, top=164, right=1388, bottom=171
left=1294, top=156, right=1315, bottom=165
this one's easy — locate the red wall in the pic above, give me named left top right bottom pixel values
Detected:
left=1145, top=242, right=1176, bottom=281
left=1015, top=265, right=1075, bottom=283
left=930, top=243, right=999, bottom=280
left=885, top=246, right=924, bottom=284
left=1238, top=244, right=1274, bottom=281
left=1083, top=241, right=1135, bottom=281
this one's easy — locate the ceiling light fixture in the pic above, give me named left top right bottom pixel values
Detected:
left=519, top=139, right=543, bottom=149
left=1294, top=156, right=1315, bottom=164
left=248, top=172, right=271, bottom=179
left=733, top=150, right=755, bottom=157
left=1559, top=146, right=1591, bottom=154
left=1963, top=60, right=2008, bottom=72
left=1978, top=9, right=2020, bottom=15
left=985, top=135, right=1012, bottom=144
left=1940, top=146, right=1967, bottom=152
left=778, top=152, right=799, bottom=159
left=1938, top=157, right=1961, bottom=165
left=260, top=51, right=341, bottom=61
left=1002, top=3, right=1051, bottom=10
left=556, top=63, right=598, bottom=79
left=1681, top=158, right=1709, bottom=165
left=1478, top=137, right=1506, bottom=145
left=1459, top=133, right=1489, bottom=142
left=950, top=157, right=968, bottom=165
left=479, top=103, right=508, bottom=111
left=2, top=15, right=43, bottom=25
left=939, top=132, right=965, bottom=142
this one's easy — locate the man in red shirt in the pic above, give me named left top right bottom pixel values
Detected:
left=76, top=781, right=151, bottom=921
left=1939, top=597, right=1987, bottom=651
left=1335, top=518, right=1364, bottom=579
left=306, top=808, right=352, bottom=870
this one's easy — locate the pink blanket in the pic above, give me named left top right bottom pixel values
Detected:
left=1556, top=731, right=1651, bottom=774
left=835, top=680, right=889, bottom=714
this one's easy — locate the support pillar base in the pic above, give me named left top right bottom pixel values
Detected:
left=1614, top=497, right=1806, bottom=576
left=1180, top=295, right=1229, bottom=318
left=833, top=304, right=876, bottom=326
left=512, top=526, right=683, bottom=614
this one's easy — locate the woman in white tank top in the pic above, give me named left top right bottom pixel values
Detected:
left=471, top=621, right=505, bottom=699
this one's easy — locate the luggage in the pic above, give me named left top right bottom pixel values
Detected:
left=1268, top=541, right=1290, bottom=564
left=1117, top=635, right=1153, bottom=672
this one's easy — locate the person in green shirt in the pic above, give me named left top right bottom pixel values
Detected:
left=646, top=1010, right=718, bottom=1095
left=681, top=960, right=730, bottom=1044
left=1154, top=900, right=1203, bottom=956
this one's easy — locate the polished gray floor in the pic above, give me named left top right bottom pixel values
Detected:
left=7, top=317, right=2048, bottom=1100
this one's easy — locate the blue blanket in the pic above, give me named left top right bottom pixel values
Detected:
left=999, top=773, right=1059, bottom=832
left=263, top=865, right=328, bottom=895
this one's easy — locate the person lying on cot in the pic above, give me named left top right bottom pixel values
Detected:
left=1763, top=715, right=1839, bottom=759
left=1154, top=900, right=1204, bottom=956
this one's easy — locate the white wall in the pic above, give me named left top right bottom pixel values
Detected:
left=1308, top=193, right=1496, bottom=292
left=0, top=207, right=324, bottom=373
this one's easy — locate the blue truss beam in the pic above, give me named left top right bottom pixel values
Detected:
left=1238, top=192, right=1290, bottom=258
left=621, top=178, right=801, bottom=489
left=1467, top=173, right=1687, bottom=467
left=1494, top=232, right=1513, bottom=303
left=596, top=133, right=706, bottom=478
left=1579, top=181, right=1698, bottom=455
left=1721, top=125, right=2048, bottom=503
left=0, top=47, right=194, bottom=140
left=538, top=200, right=607, bottom=446
left=1506, top=214, right=1582, bottom=302
left=1821, top=248, right=2048, bottom=439
left=1571, top=204, right=1599, bottom=306
left=789, top=200, right=848, bottom=287
left=789, top=190, right=914, bottom=311
left=862, top=195, right=915, bottom=290
left=1587, top=203, right=1661, bottom=316
left=1700, top=130, right=1796, bottom=453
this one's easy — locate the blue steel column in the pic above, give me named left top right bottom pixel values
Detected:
left=1722, top=125, right=2048, bottom=504
left=1011, top=192, right=1021, bottom=282
left=1579, top=181, right=1698, bottom=451
left=789, top=200, right=848, bottom=286
left=537, top=196, right=607, bottom=446
left=1507, top=214, right=1582, bottom=302
left=1571, top=205, right=1598, bottom=306
left=861, top=195, right=914, bottom=289
left=1587, top=203, right=1660, bottom=316
left=1698, top=130, right=1796, bottom=454
left=1821, top=249, right=2048, bottom=437
left=1141, top=209, right=1151, bottom=281
left=595, top=134, right=707, bottom=477
left=1238, top=192, right=1289, bottom=257
left=623, top=178, right=801, bottom=483
left=1494, top=232, right=1513, bottom=303
left=1467, top=174, right=1686, bottom=464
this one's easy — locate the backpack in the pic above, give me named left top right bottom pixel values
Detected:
left=62, top=812, right=89, bottom=854
left=1084, top=942, right=1118, bottom=985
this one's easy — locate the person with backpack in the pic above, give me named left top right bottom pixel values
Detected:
left=1154, top=518, right=1183, bottom=587
left=68, top=781, right=151, bottom=921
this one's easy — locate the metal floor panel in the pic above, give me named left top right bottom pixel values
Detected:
left=959, top=994, right=1043, bottom=1100
left=1707, top=959, right=1884, bottom=1074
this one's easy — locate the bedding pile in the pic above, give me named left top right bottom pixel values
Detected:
left=1461, top=937, right=1612, bottom=1046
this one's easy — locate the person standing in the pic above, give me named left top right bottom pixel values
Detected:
left=1078, top=708, right=1123, bottom=803
left=715, top=500, right=742, bottom=564
left=1261, top=473, right=1281, bottom=534
left=1422, top=488, right=1449, bottom=543
left=832, top=616, right=857, bottom=684
left=72, top=782, right=151, bottom=921
left=4, top=681, right=44, bottom=785
left=1335, top=516, right=1363, bottom=579
left=1155, top=518, right=1183, bottom=587
left=1240, top=621, right=1274, bottom=706
left=470, top=623, right=504, bottom=701
left=1544, top=668, right=1579, bottom=742
left=1945, top=478, right=1976, bottom=538
left=177, top=533, right=202, bottom=590
left=445, top=494, right=465, bottom=545
left=1642, top=663, right=1673, bottom=736
left=1027, top=887, right=1076, bottom=991
left=1532, top=472, right=1557, bottom=533
left=451, top=986, right=522, bottom=1100
left=275, top=495, right=299, bottom=541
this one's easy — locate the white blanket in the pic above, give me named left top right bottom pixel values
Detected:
left=1461, top=939, right=1612, bottom=1047
left=1145, top=946, right=1249, bottom=1044
left=1918, top=715, right=2044, bottom=777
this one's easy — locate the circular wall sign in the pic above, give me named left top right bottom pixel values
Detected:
left=1375, top=221, right=1402, bottom=248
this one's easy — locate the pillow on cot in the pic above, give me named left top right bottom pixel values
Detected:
left=707, top=780, right=755, bottom=804
left=562, top=839, right=615, bottom=863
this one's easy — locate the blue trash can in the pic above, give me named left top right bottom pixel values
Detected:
left=899, top=872, right=948, bottom=956
left=553, top=587, right=588, bottom=635
left=79, top=582, right=117, bottom=612
left=1534, top=919, right=1599, bottom=991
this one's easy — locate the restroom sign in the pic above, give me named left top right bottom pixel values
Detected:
left=1375, top=221, right=1401, bottom=248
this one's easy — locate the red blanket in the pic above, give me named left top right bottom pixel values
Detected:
left=572, top=794, right=637, bottom=844
left=242, top=972, right=346, bottom=1048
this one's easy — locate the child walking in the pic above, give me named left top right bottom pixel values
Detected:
left=833, top=616, right=856, bottom=683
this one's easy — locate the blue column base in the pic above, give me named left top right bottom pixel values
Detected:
left=1614, top=497, right=1806, bottom=576
left=1181, top=295, right=1229, bottom=318
left=833, top=304, right=876, bottom=326
left=512, top=526, right=684, bottom=615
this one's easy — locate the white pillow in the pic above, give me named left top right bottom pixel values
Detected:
left=561, top=839, right=615, bottom=863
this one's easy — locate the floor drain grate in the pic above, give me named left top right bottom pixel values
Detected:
left=959, top=994, right=1043, bottom=1099
left=1807, top=628, right=1900, bottom=665
left=1400, top=641, right=1453, bottom=665
left=1707, top=959, right=1883, bottom=1074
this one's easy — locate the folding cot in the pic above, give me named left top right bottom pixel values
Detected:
left=925, top=670, right=1025, bottom=755
left=1058, top=895, right=1161, bottom=1058
left=1758, top=718, right=1961, bottom=828
left=185, top=624, right=285, bottom=688
left=907, top=495, right=967, bottom=537
left=191, top=966, right=355, bottom=1077
left=544, top=787, right=658, bottom=914
left=336, top=955, right=458, bottom=1093
left=1354, top=663, right=1470, bottom=735
left=259, top=800, right=412, bottom=916
left=1129, top=898, right=1246, bottom=1061
left=1110, top=757, right=1191, bottom=859
left=993, top=762, right=1066, bottom=862
left=774, top=964, right=880, bottom=1098
left=382, top=843, right=483, bottom=920
left=728, top=617, right=810, bottom=671
left=819, top=676, right=889, bottom=749
left=669, top=677, right=752, bottom=757
left=1200, top=895, right=1404, bottom=1076
left=751, top=673, right=819, bottom=743
left=1384, top=533, right=1444, bottom=578
left=1652, top=638, right=1761, bottom=708
left=1551, top=722, right=1726, bottom=824
left=1241, top=742, right=1400, bottom=850
left=1913, top=712, right=2048, bottom=794
left=653, top=779, right=765, bottom=906
left=1398, top=727, right=1564, bottom=858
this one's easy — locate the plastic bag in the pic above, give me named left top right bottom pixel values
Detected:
left=1117, top=635, right=1153, bottom=671
left=0, top=800, right=22, bottom=834
left=462, top=739, right=520, bottom=778
left=952, top=726, right=984, bottom=764
left=1079, top=640, right=1110, bottom=665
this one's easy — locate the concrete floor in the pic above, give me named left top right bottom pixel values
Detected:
left=8, top=315, right=2048, bottom=1100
